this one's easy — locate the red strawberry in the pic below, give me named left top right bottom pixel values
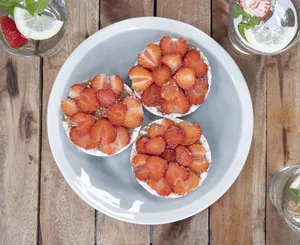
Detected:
left=239, top=0, right=271, bottom=19
left=0, top=17, right=28, bottom=49
left=178, top=121, right=202, bottom=145
left=161, top=149, right=176, bottom=162
left=188, top=144, right=209, bottom=173
left=123, top=96, right=143, bottom=128
left=96, top=89, right=118, bottom=107
left=89, top=118, right=116, bottom=143
left=173, top=171, right=199, bottom=195
left=175, top=145, right=193, bottom=166
left=145, top=136, right=166, bottom=156
left=91, top=74, right=111, bottom=91
left=110, top=74, right=124, bottom=96
left=175, top=68, right=196, bottom=90
left=183, top=50, right=208, bottom=77
left=160, top=36, right=188, bottom=57
left=138, top=43, right=162, bottom=70
left=70, top=112, right=95, bottom=136
left=148, top=178, right=172, bottom=196
left=152, top=65, right=172, bottom=87
left=160, top=79, right=180, bottom=101
left=142, top=83, right=162, bottom=107
left=146, top=156, right=168, bottom=181
left=161, top=89, right=190, bottom=115
left=70, top=127, right=98, bottom=149
left=106, top=102, right=128, bottom=126
left=149, top=124, right=166, bottom=138
left=128, top=66, right=154, bottom=92
left=131, top=154, right=149, bottom=167
left=136, top=136, right=149, bottom=154
left=165, top=161, right=189, bottom=186
left=186, top=78, right=209, bottom=105
left=135, top=166, right=150, bottom=181
left=162, top=118, right=174, bottom=129
left=100, top=126, right=130, bottom=155
left=61, top=99, right=80, bottom=116
left=75, top=88, right=99, bottom=113
left=161, top=53, right=182, bottom=74
left=69, top=84, right=86, bottom=98
left=164, top=126, right=185, bottom=148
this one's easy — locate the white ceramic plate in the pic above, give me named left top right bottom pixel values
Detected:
left=47, top=17, right=253, bottom=225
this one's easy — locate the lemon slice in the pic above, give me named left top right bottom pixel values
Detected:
left=14, top=7, right=64, bottom=40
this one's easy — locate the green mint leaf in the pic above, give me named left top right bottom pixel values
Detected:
left=247, top=17, right=261, bottom=28
left=290, top=188, right=300, bottom=203
left=238, top=23, right=248, bottom=41
left=32, top=0, right=49, bottom=14
left=25, top=3, right=36, bottom=15
left=242, top=11, right=251, bottom=22
left=25, top=0, right=35, bottom=5
left=233, top=3, right=243, bottom=18
left=0, top=1, right=15, bottom=15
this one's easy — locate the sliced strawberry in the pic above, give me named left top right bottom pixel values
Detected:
left=161, top=89, right=190, bottom=115
left=152, top=65, right=172, bottom=87
left=175, top=145, right=193, bottom=166
left=131, top=154, right=149, bottom=167
left=162, top=118, right=175, bottom=129
left=106, top=102, right=128, bottom=126
left=136, top=136, right=149, bottom=154
left=239, top=0, right=271, bottom=19
left=123, top=96, right=143, bottom=128
left=135, top=166, right=150, bottom=181
left=89, top=118, right=116, bottom=143
left=70, top=112, right=95, bottom=136
left=175, top=68, right=196, bottom=90
left=0, top=17, right=28, bottom=49
left=96, top=89, right=118, bottom=108
left=70, top=127, right=98, bottom=149
left=138, top=43, right=162, bottom=70
left=69, top=84, right=86, bottom=98
left=61, top=99, right=80, bottom=116
left=173, top=171, right=199, bottom=195
left=178, top=121, right=202, bottom=145
left=91, top=74, right=111, bottom=91
left=188, top=144, right=209, bottom=173
left=165, top=161, right=189, bottom=186
left=142, top=83, right=162, bottom=107
left=186, top=78, right=209, bottom=105
left=161, top=149, right=176, bottom=162
left=183, top=50, right=208, bottom=77
left=160, top=36, right=188, bottom=57
left=146, top=156, right=168, bottom=181
left=100, top=126, right=130, bottom=155
left=144, top=136, right=166, bottom=156
left=164, top=126, right=185, bottom=148
left=128, top=66, right=154, bottom=92
left=161, top=53, right=182, bottom=74
left=110, top=74, right=124, bottom=96
left=148, top=178, right=172, bottom=196
left=160, top=79, right=180, bottom=101
left=75, top=88, right=99, bottom=113
left=188, top=144, right=206, bottom=160
left=149, top=124, right=166, bottom=138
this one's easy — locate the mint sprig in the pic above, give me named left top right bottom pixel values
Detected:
left=0, top=0, right=49, bottom=16
left=290, top=188, right=300, bottom=205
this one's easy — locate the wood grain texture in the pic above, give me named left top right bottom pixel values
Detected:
left=153, top=1, right=210, bottom=244
left=210, top=0, right=266, bottom=245
left=39, top=1, right=99, bottom=244
left=266, top=49, right=300, bottom=245
left=0, top=54, right=40, bottom=245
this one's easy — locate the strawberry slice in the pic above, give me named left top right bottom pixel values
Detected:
left=123, top=96, right=143, bottom=128
left=175, top=68, right=196, bottom=90
left=142, top=83, right=162, bottom=107
left=183, top=50, right=208, bottom=77
left=161, top=89, right=190, bottom=115
left=135, top=166, right=150, bottom=181
left=75, top=88, right=99, bottom=113
left=136, top=136, right=149, bottom=154
left=162, top=118, right=174, bottom=129
left=70, top=128, right=98, bottom=149
left=89, top=118, right=116, bottom=143
left=110, top=74, right=124, bottom=96
left=100, top=126, right=130, bottom=155
left=239, top=0, right=271, bottom=19
left=165, top=161, right=189, bottom=186
left=146, top=156, right=168, bottom=181
left=188, top=144, right=209, bottom=173
left=173, top=171, right=199, bottom=195
left=138, top=43, right=162, bottom=70
left=161, top=148, right=176, bottom=162
left=160, top=36, right=188, bottom=57
left=161, top=53, right=182, bottom=74
left=91, top=74, right=111, bottom=91
left=186, top=78, right=209, bottom=105
left=175, top=145, right=193, bottom=166
left=128, top=66, right=154, bottom=92
left=148, top=178, right=172, bottom=196
left=164, top=126, right=185, bottom=148
left=0, top=16, right=28, bottom=49
left=131, top=154, right=149, bottom=167
left=61, top=99, right=80, bottom=116
left=70, top=112, right=95, bottom=136
left=106, top=102, right=128, bottom=126
left=96, top=89, right=118, bottom=107
left=69, top=84, right=86, bottom=99
left=145, top=136, right=166, bottom=156
left=152, top=65, right=172, bottom=87
left=149, top=124, right=166, bottom=138
left=178, top=121, right=202, bottom=145
left=160, top=79, right=180, bottom=101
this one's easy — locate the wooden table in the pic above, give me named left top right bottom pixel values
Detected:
left=1, top=0, right=300, bottom=244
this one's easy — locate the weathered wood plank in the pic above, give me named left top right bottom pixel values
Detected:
left=0, top=54, right=40, bottom=245
left=209, top=0, right=266, bottom=245
left=39, top=0, right=99, bottom=244
left=152, top=1, right=210, bottom=244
